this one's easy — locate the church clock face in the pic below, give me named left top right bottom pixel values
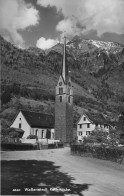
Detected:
left=59, top=82, right=62, bottom=86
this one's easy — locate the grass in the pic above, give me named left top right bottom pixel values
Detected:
left=1, top=160, right=91, bottom=195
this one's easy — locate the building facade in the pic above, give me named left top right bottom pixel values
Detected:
left=11, top=110, right=55, bottom=139
left=55, top=37, right=73, bottom=143
left=77, top=112, right=110, bottom=141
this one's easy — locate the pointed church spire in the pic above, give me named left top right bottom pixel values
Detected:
left=62, top=36, right=68, bottom=83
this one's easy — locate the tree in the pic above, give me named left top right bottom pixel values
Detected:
left=84, top=130, right=108, bottom=144
left=1, top=128, right=21, bottom=143
left=8, top=128, right=20, bottom=138
left=1, top=128, right=10, bottom=136
left=118, top=112, right=124, bottom=133
left=109, top=129, right=120, bottom=146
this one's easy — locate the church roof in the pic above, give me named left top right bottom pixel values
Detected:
left=21, top=110, right=54, bottom=129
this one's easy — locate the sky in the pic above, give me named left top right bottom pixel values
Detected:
left=0, top=0, right=124, bottom=49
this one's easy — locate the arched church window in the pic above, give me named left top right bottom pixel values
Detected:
left=59, top=88, right=63, bottom=95
left=68, top=96, right=70, bottom=103
left=60, top=96, right=62, bottom=102
left=19, top=123, right=21, bottom=128
left=36, top=129, right=38, bottom=137
left=42, top=130, right=44, bottom=138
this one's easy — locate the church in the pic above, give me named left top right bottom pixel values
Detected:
left=10, top=37, right=73, bottom=144
left=55, top=37, right=73, bottom=143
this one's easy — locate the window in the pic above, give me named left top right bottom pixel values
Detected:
left=59, top=88, right=63, bottom=95
left=87, top=123, right=90, bottom=128
left=79, top=124, right=82, bottom=129
left=42, top=130, right=44, bottom=138
left=52, top=133, right=55, bottom=139
left=79, top=132, right=82, bottom=136
left=19, top=123, right=21, bottom=128
left=35, top=129, right=38, bottom=136
left=84, top=117, right=86, bottom=121
left=86, top=131, right=90, bottom=135
left=19, top=118, right=21, bottom=120
left=60, top=96, right=62, bottom=102
left=68, top=96, right=70, bottom=103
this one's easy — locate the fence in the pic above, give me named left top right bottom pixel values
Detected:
left=21, top=138, right=60, bottom=145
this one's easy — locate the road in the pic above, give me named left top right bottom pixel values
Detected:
left=1, top=147, right=124, bottom=196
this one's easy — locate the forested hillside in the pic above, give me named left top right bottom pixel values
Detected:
left=1, top=35, right=124, bottom=128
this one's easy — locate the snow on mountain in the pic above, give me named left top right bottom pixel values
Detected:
left=68, top=36, right=123, bottom=55
left=90, top=40, right=123, bottom=53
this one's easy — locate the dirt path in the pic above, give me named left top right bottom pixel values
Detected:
left=1, top=147, right=124, bottom=196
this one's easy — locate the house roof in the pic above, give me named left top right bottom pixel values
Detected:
left=83, top=112, right=108, bottom=125
left=21, top=110, right=54, bottom=129
left=9, top=127, right=24, bottom=133
left=13, top=128, right=24, bottom=133
left=105, top=120, right=118, bottom=127
left=84, top=112, right=118, bottom=127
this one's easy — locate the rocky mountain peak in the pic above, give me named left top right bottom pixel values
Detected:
left=68, top=35, right=124, bottom=53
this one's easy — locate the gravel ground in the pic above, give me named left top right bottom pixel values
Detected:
left=1, top=147, right=124, bottom=196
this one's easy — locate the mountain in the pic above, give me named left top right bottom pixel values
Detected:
left=26, top=46, right=45, bottom=56
left=1, top=35, right=124, bottom=128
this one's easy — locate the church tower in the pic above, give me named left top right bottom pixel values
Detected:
left=55, top=37, right=73, bottom=143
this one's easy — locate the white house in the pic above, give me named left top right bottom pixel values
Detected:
left=77, top=112, right=110, bottom=141
left=11, top=110, right=55, bottom=140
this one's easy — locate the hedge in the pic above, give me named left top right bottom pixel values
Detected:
left=1, top=143, right=38, bottom=151
left=58, top=143, right=64, bottom=148
left=48, top=143, right=56, bottom=149
left=1, top=142, right=64, bottom=151
left=70, top=144, right=124, bottom=164
left=48, top=142, right=64, bottom=149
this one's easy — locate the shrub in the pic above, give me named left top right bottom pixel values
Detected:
left=1, top=128, right=23, bottom=143
left=119, top=139, right=124, bottom=145
left=48, top=143, right=56, bottom=149
left=70, top=144, right=124, bottom=163
left=47, top=142, right=64, bottom=149
left=1, top=143, right=38, bottom=151
left=58, top=142, right=64, bottom=148
left=84, top=130, right=108, bottom=144
left=8, top=129, right=20, bottom=138
left=1, top=128, right=10, bottom=136
left=27, top=135, right=38, bottom=140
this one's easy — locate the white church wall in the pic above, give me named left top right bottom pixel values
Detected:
left=11, top=111, right=31, bottom=138
left=20, top=138, right=36, bottom=144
